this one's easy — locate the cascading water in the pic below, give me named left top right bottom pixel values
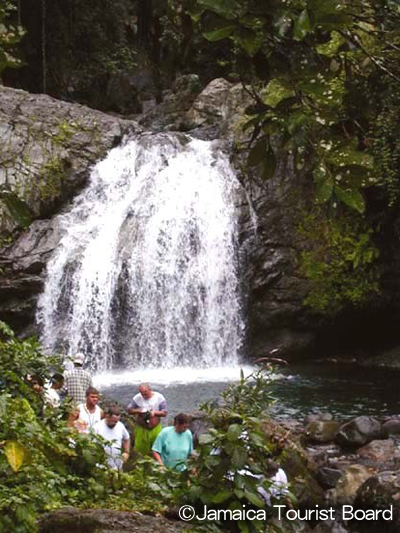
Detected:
left=37, top=133, right=244, bottom=372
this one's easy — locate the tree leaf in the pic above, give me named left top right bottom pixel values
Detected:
left=261, top=79, right=295, bottom=108
left=293, top=10, right=311, bottom=40
left=334, top=185, right=366, bottom=214
left=227, top=423, right=242, bottom=442
left=315, top=173, right=334, bottom=204
left=212, top=490, right=232, bottom=503
left=238, top=520, right=250, bottom=533
left=244, top=490, right=265, bottom=508
left=232, top=448, right=248, bottom=469
left=260, top=149, right=277, bottom=180
left=236, top=28, right=263, bottom=56
left=199, top=433, right=215, bottom=445
left=197, top=0, right=245, bottom=20
left=203, top=26, right=235, bottom=41
left=4, top=441, right=25, bottom=472
left=248, top=138, right=267, bottom=166
left=327, top=149, right=374, bottom=170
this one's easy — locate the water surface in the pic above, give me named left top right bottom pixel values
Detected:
left=94, top=363, right=400, bottom=421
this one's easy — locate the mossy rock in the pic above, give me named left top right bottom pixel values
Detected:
left=261, top=417, right=325, bottom=507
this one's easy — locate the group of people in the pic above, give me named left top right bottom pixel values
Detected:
left=34, top=352, right=194, bottom=472
left=32, top=352, right=289, bottom=506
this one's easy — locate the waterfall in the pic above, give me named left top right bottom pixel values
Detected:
left=37, top=133, right=244, bottom=371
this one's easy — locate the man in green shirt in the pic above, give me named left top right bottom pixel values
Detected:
left=152, top=413, right=193, bottom=471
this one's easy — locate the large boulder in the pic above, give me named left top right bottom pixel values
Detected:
left=353, top=471, right=400, bottom=532
left=326, top=464, right=372, bottom=506
left=381, top=419, right=400, bottom=438
left=182, top=78, right=250, bottom=136
left=305, top=421, right=341, bottom=444
left=336, top=417, right=381, bottom=448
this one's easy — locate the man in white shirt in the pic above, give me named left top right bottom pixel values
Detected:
left=94, top=405, right=130, bottom=470
left=127, top=383, right=167, bottom=455
left=75, top=387, right=104, bottom=433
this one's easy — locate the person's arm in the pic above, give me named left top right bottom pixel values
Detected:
left=126, top=399, right=142, bottom=415
left=128, top=407, right=143, bottom=415
left=150, top=399, right=167, bottom=418
left=121, top=425, right=130, bottom=462
left=151, top=430, right=164, bottom=465
left=122, top=438, right=130, bottom=454
left=189, top=431, right=194, bottom=455
left=150, top=409, right=167, bottom=417
left=152, top=450, right=164, bottom=466
left=67, top=409, right=79, bottom=428
left=121, top=438, right=130, bottom=462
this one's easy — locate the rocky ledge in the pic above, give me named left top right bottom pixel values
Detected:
left=39, top=508, right=188, bottom=533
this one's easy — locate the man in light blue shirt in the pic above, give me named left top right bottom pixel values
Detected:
left=152, top=413, right=193, bottom=471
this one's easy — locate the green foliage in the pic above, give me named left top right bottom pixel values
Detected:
left=0, top=186, right=31, bottom=228
left=0, top=321, right=60, bottom=399
left=38, top=156, right=64, bottom=201
left=190, top=0, right=400, bottom=214
left=298, top=211, right=380, bottom=313
left=0, top=322, right=172, bottom=532
left=181, top=372, right=293, bottom=532
left=371, top=79, right=400, bottom=208
left=0, top=323, right=106, bottom=531
left=0, top=0, right=24, bottom=76
left=156, top=0, right=235, bottom=83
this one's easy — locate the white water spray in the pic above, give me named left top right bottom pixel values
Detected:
left=37, top=133, right=244, bottom=371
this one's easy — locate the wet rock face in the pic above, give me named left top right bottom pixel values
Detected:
left=0, top=85, right=138, bottom=234
left=327, top=464, right=372, bottom=506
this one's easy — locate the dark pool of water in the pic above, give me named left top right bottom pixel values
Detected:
left=99, top=363, right=400, bottom=422
left=269, top=363, right=400, bottom=420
